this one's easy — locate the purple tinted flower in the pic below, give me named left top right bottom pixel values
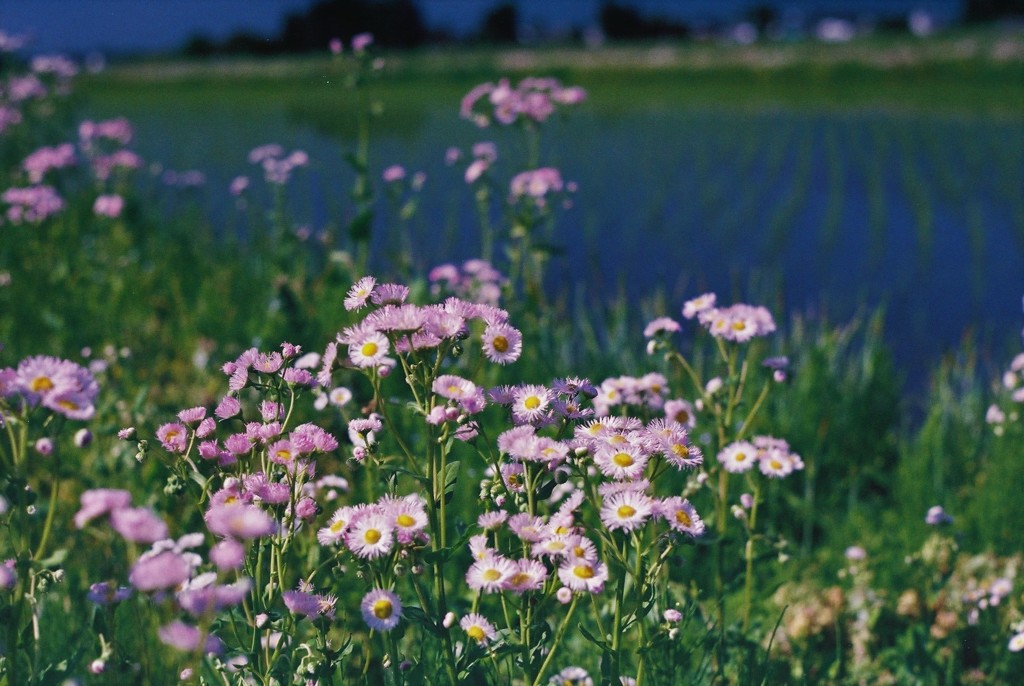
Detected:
left=0, top=561, right=16, bottom=590
left=92, top=194, right=124, bottom=218
left=229, top=175, right=249, bottom=196
left=74, top=488, right=132, bottom=528
left=87, top=581, right=132, bottom=605
left=382, top=165, right=405, bottom=183
left=845, top=545, right=867, bottom=561
left=352, top=33, right=373, bottom=52
left=361, top=588, right=401, bottom=632
left=110, top=507, right=169, bottom=543
left=178, top=579, right=252, bottom=616
left=34, top=437, right=53, bottom=455
left=205, top=503, right=276, bottom=539
left=73, top=428, right=92, bottom=448
left=11, top=355, right=98, bottom=419
left=224, top=433, right=252, bottom=455
left=925, top=505, right=953, bottom=526
left=2, top=185, right=65, bottom=224
left=282, top=367, right=314, bottom=386
left=156, top=423, right=188, bottom=453
left=215, top=395, right=241, bottom=419
left=129, top=551, right=191, bottom=591
left=295, top=497, right=318, bottom=520
left=23, top=143, right=76, bottom=183
left=284, top=589, right=322, bottom=619
left=195, top=417, right=216, bottom=439
left=209, top=539, right=246, bottom=571
left=157, top=620, right=223, bottom=655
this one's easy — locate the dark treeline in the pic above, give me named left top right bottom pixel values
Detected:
left=182, top=0, right=1024, bottom=57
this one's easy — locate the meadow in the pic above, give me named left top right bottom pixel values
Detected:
left=1, top=27, right=1023, bottom=685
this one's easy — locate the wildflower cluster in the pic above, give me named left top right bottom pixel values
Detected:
left=2, top=100, right=145, bottom=225
left=429, top=259, right=507, bottom=307
left=1, top=354, right=99, bottom=421
left=0, top=354, right=100, bottom=684
left=460, top=77, right=586, bottom=129
left=986, top=351, right=1024, bottom=436
left=772, top=516, right=1022, bottom=683
left=247, top=143, right=309, bottom=186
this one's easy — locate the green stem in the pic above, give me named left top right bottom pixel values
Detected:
left=742, top=479, right=761, bottom=633
left=529, top=595, right=578, bottom=686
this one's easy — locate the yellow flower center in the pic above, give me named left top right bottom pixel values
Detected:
left=671, top=443, right=688, bottom=456
left=617, top=505, right=637, bottom=518
left=364, top=529, right=381, bottom=544
left=675, top=510, right=692, bottom=527
left=492, top=336, right=509, bottom=353
left=735, top=451, right=747, bottom=462
left=508, top=572, right=530, bottom=586
left=396, top=514, right=415, bottom=528
left=372, top=599, right=393, bottom=619
left=573, top=564, right=595, bottom=579
left=31, top=376, right=54, bottom=392
left=732, top=320, right=748, bottom=331
left=360, top=341, right=379, bottom=357
left=524, top=395, right=541, bottom=410
left=58, top=399, right=80, bottom=411
left=482, top=569, right=502, bottom=582
left=612, top=452, right=634, bottom=467
left=467, top=625, right=486, bottom=641
left=770, top=459, right=783, bottom=470
left=275, top=449, right=292, bottom=462
left=330, top=519, right=346, bottom=533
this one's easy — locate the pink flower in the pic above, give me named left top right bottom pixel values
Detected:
left=361, top=588, right=401, bottom=632
left=156, top=422, right=188, bottom=453
left=482, top=322, right=522, bottom=364
left=351, top=33, right=373, bottom=52
left=92, top=194, right=124, bottom=218
left=210, top=539, right=245, bottom=570
left=382, top=164, right=406, bottom=182
left=205, top=503, right=276, bottom=539
left=130, top=551, right=191, bottom=591
left=74, top=488, right=132, bottom=528
left=110, top=507, right=168, bottom=543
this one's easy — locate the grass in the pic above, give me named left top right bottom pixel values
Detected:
left=1, top=28, right=1023, bottom=684
left=78, top=27, right=1024, bottom=131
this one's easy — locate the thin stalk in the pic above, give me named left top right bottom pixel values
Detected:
left=742, top=480, right=762, bottom=633
left=529, top=596, right=578, bottom=686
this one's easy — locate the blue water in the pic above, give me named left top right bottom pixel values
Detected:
left=93, top=100, right=1024, bottom=390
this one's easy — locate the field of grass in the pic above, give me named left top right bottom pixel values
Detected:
left=1, top=28, right=1023, bottom=685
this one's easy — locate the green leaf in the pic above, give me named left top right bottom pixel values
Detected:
left=381, top=464, right=428, bottom=485
left=402, top=605, right=442, bottom=637
left=442, top=460, right=461, bottom=497
left=578, top=624, right=613, bottom=652
left=37, top=548, right=67, bottom=569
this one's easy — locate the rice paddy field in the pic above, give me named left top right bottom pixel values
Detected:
left=1, top=26, right=1023, bottom=685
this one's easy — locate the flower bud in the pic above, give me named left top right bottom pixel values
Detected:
left=74, top=428, right=93, bottom=448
